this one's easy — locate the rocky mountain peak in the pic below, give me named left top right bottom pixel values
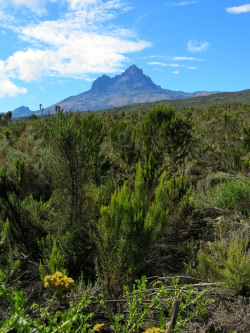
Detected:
left=90, top=65, right=160, bottom=93
left=122, top=64, right=144, bottom=76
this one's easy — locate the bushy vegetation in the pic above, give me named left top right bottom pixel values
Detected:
left=0, top=102, right=250, bottom=332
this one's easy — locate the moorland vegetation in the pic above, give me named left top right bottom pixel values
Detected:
left=0, top=102, right=250, bottom=332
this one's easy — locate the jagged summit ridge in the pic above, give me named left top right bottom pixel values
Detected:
left=90, top=65, right=160, bottom=93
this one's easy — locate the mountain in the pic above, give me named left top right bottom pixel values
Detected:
left=10, top=106, right=39, bottom=118
left=45, top=65, right=217, bottom=113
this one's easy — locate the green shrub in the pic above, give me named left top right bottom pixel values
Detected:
left=0, top=268, right=94, bottom=332
left=96, top=163, right=169, bottom=291
left=38, top=237, right=67, bottom=280
left=198, top=233, right=250, bottom=295
left=200, top=177, right=250, bottom=216
left=96, top=275, right=210, bottom=333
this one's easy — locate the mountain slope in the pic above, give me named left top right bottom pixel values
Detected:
left=95, top=89, right=250, bottom=114
left=45, top=65, right=217, bottom=113
left=10, top=106, right=39, bottom=118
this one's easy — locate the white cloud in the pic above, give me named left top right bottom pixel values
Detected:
left=0, top=61, right=27, bottom=98
left=187, top=66, right=198, bottom=69
left=167, top=1, right=198, bottom=7
left=14, top=24, right=150, bottom=79
left=147, top=61, right=166, bottom=66
left=66, top=0, right=100, bottom=10
left=0, top=0, right=151, bottom=97
left=9, top=0, right=47, bottom=15
left=172, top=56, right=204, bottom=61
left=188, top=40, right=210, bottom=53
left=226, top=4, right=250, bottom=14
left=172, top=71, right=180, bottom=74
left=6, top=49, right=49, bottom=81
left=147, top=61, right=180, bottom=67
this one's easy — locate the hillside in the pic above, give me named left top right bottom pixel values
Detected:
left=97, top=89, right=250, bottom=114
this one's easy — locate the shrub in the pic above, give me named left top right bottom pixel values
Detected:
left=96, top=275, right=210, bottom=333
left=198, top=233, right=250, bottom=295
left=96, top=163, right=169, bottom=292
left=200, top=177, right=250, bottom=216
left=0, top=269, right=93, bottom=332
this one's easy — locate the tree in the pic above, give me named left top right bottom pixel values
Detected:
left=48, top=111, right=106, bottom=277
left=4, top=111, right=12, bottom=122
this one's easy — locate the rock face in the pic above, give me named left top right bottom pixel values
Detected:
left=44, top=65, right=217, bottom=113
left=90, top=65, right=161, bottom=93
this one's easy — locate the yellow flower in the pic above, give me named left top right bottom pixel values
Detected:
left=43, top=272, right=75, bottom=292
left=65, top=277, right=75, bottom=290
left=143, top=328, right=165, bottom=333
left=44, top=281, right=49, bottom=288
left=93, top=323, right=105, bottom=331
left=54, top=271, right=64, bottom=279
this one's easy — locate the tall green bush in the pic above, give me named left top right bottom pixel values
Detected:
left=96, top=163, right=169, bottom=291
left=48, top=111, right=106, bottom=277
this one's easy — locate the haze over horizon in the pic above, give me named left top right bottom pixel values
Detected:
left=0, top=0, right=250, bottom=112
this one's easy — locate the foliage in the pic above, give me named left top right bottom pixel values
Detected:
left=96, top=163, right=169, bottom=291
left=0, top=268, right=94, bottom=332
left=0, top=102, right=249, bottom=332
left=0, top=159, right=47, bottom=254
left=38, top=238, right=67, bottom=280
left=96, top=275, right=210, bottom=333
left=198, top=233, right=250, bottom=295
left=139, top=103, right=192, bottom=173
left=200, top=177, right=250, bottom=216
left=48, top=110, right=106, bottom=277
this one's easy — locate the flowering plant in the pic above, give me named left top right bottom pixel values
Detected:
left=44, top=271, right=75, bottom=292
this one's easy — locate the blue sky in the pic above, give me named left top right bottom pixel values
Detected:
left=0, top=0, right=250, bottom=112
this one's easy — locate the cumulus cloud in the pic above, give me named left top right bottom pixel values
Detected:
left=6, top=49, right=49, bottom=81
left=226, top=4, right=250, bottom=14
left=172, top=71, right=180, bottom=74
left=188, top=40, right=210, bottom=53
left=0, top=61, right=27, bottom=98
left=14, top=24, right=150, bottom=79
left=0, top=0, right=150, bottom=97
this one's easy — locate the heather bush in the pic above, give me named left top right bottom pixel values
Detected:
left=198, top=233, right=250, bottom=295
